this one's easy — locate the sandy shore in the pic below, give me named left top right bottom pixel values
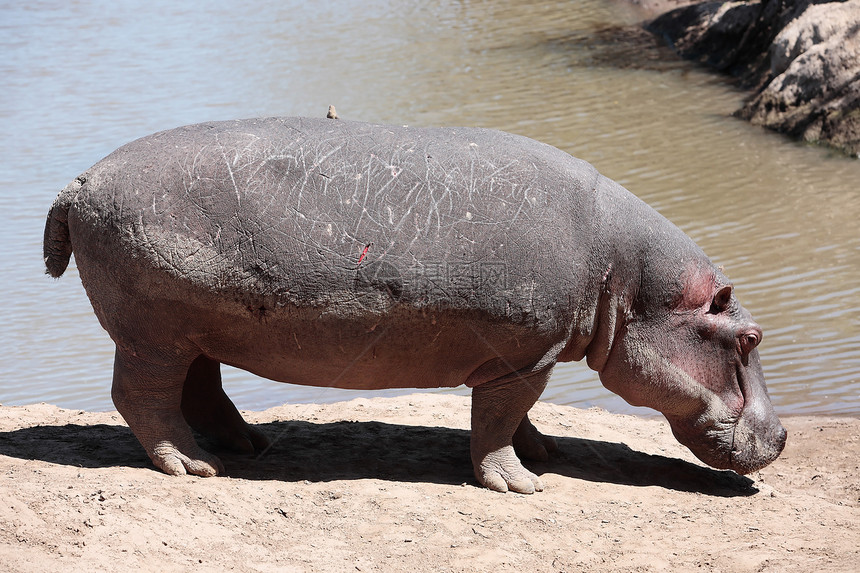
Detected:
left=0, top=394, right=857, bottom=572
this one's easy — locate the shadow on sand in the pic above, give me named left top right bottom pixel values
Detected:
left=0, top=418, right=756, bottom=496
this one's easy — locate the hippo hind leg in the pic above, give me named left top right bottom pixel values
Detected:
left=180, top=355, right=270, bottom=455
left=470, top=367, right=554, bottom=494
left=111, top=347, right=224, bottom=476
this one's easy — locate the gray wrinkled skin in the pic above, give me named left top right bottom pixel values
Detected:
left=44, top=117, right=786, bottom=492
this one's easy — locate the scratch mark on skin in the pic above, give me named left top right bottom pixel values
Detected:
left=392, top=204, right=415, bottom=234
left=400, top=181, right=424, bottom=206
left=360, top=206, right=388, bottom=231
left=220, top=146, right=241, bottom=205
left=341, top=230, right=362, bottom=244
left=402, top=229, right=423, bottom=259
left=297, top=144, right=344, bottom=212
left=372, top=165, right=405, bottom=200
left=487, top=159, right=519, bottom=181
left=510, top=193, right=531, bottom=225
left=293, top=332, right=302, bottom=350
left=352, top=154, right=375, bottom=236
left=294, top=147, right=309, bottom=212
left=425, top=182, right=453, bottom=232
left=357, top=242, right=372, bottom=265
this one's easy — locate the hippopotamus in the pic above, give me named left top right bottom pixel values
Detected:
left=44, top=116, right=786, bottom=493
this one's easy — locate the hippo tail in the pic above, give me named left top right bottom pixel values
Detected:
left=43, top=177, right=81, bottom=278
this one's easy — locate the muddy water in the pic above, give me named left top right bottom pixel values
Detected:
left=2, top=0, right=858, bottom=415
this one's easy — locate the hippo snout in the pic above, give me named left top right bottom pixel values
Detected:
left=729, top=415, right=787, bottom=475
left=666, top=407, right=786, bottom=475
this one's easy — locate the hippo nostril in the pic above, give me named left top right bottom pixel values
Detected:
left=739, top=328, right=761, bottom=357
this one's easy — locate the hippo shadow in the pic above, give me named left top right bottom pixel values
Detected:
left=0, top=420, right=755, bottom=496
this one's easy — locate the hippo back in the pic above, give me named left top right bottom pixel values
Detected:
left=73, top=118, right=602, bottom=328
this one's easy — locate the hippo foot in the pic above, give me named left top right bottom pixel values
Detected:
left=150, top=438, right=225, bottom=477
left=475, top=445, right=544, bottom=494
left=112, top=349, right=227, bottom=477
left=182, top=395, right=271, bottom=455
left=512, top=414, right=558, bottom=462
left=192, top=418, right=271, bottom=456
left=470, top=367, right=552, bottom=493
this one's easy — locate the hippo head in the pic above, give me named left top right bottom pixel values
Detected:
left=596, top=262, right=786, bottom=474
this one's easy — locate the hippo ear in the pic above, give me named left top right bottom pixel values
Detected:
left=708, top=285, right=733, bottom=314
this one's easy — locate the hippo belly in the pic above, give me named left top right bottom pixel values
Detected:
left=186, top=304, right=563, bottom=392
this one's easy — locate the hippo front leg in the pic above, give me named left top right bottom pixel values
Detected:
left=111, top=348, right=224, bottom=477
left=470, top=368, right=552, bottom=494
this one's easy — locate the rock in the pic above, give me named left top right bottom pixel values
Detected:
left=740, top=1, right=860, bottom=155
left=648, top=0, right=860, bottom=156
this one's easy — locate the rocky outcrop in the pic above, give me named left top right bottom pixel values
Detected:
left=648, top=0, right=860, bottom=156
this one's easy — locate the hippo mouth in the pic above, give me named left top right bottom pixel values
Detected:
left=728, top=363, right=751, bottom=472
left=727, top=364, right=786, bottom=474
left=668, top=365, right=780, bottom=474
left=728, top=363, right=749, bottom=468
left=666, top=413, right=735, bottom=472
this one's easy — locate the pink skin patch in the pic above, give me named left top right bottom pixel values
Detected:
left=357, top=243, right=372, bottom=265
left=674, top=266, right=752, bottom=415
left=675, top=263, right=723, bottom=311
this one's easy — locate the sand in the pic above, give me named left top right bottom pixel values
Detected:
left=0, top=394, right=857, bottom=572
